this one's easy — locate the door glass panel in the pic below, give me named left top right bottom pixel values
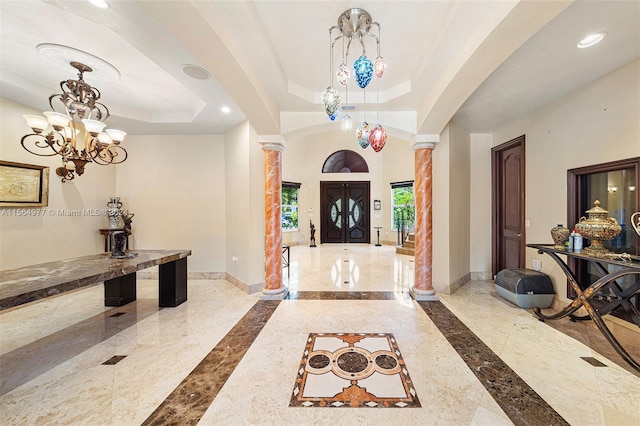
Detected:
left=348, top=197, right=356, bottom=229
left=584, top=169, right=636, bottom=252
left=331, top=198, right=342, bottom=227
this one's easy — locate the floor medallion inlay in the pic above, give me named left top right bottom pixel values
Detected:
left=290, top=333, right=420, bottom=408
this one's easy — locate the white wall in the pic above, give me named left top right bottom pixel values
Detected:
left=0, top=98, right=115, bottom=269
left=448, top=122, right=471, bottom=288
left=469, top=133, right=493, bottom=275
left=225, top=122, right=252, bottom=283
left=282, top=130, right=413, bottom=246
left=432, top=126, right=450, bottom=292
left=247, top=125, right=266, bottom=286
left=382, top=137, right=415, bottom=244
left=224, top=121, right=265, bottom=289
left=489, top=59, right=640, bottom=299
left=115, top=134, right=226, bottom=273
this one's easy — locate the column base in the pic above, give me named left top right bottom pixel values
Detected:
left=410, top=286, right=439, bottom=301
left=260, top=286, right=289, bottom=300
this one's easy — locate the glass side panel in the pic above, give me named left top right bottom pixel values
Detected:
left=582, top=167, right=637, bottom=312
left=584, top=168, right=636, bottom=254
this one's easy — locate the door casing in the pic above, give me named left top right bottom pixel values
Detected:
left=491, top=135, right=526, bottom=276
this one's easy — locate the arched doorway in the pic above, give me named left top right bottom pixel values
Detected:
left=320, top=150, right=370, bottom=243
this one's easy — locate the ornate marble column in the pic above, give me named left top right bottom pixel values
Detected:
left=259, top=136, right=288, bottom=299
left=410, top=137, right=439, bottom=301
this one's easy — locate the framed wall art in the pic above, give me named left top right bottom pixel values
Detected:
left=0, top=160, right=50, bottom=207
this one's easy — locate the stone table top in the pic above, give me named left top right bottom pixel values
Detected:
left=0, top=249, right=191, bottom=310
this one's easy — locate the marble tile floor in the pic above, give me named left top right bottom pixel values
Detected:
left=0, top=244, right=639, bottom=425
left=288, top=333, right=422, bottom=409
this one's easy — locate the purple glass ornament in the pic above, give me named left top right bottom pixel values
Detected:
left=356, top=121, right=370, bottom=148
left=353, top=55, right=373, bottom=89
left=337, top=62, right=350, bottom=86
left=369, top=124, right=387, bottom=152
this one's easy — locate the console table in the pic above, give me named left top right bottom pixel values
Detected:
left=527, top=244, right=640, bottom=372
left=0, top=249, right=191, bottom=311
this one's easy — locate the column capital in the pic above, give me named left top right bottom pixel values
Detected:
left=259, top=135, right=286, bottom=152
left=411, top=134, right=438, bottom=151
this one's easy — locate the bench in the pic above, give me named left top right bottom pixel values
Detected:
left=494, top=268, right=555, bottom=309
left=0, top=249, right=191, bottom=310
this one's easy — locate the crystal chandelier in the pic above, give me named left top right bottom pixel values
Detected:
left=21, top=61, right=127, bottom=182
left=321, top=8, right=387, bottom=151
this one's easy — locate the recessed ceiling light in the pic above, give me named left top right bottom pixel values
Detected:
left=221, top=106, right=231, bottom=114
left=182, top=64, right=211, bottom=80
left=88, top=0, right=110, bottom=9
left=577, top=32, right=606, bottom=48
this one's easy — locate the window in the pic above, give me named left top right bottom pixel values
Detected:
left=567, top=157, right=639, bottom=324
left=322, top=150, right=369, bottom=173
left=282, top=181, right=300, bottom=231
left=391, top=181, right=414, bottom=231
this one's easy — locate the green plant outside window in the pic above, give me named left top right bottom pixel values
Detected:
left=392, top=186, right=415, bottom=231
left=282, top=186, right=299, bottom=231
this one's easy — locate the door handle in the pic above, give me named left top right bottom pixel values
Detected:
left=515, top=233, right=522, bottom=237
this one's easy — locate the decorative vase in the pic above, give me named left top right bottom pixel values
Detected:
left=574, top=200, right=622, bottom=256
left=550, top=224, right=570, bottom=249
left=107, top=196, right=123, bottom=229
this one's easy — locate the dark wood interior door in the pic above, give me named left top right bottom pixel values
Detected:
left=492, top=136, right=525, bottom=276
left=320, top=181, right=370, bottom=243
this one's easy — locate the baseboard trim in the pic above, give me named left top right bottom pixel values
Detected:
left=471, top=271, right=493, bottom=281
left=225, top=273, right=264, bottom=295
left=137, top=271, right=225, bottom=280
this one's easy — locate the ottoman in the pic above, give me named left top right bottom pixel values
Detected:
left=495, top=268, right=555, bottom=309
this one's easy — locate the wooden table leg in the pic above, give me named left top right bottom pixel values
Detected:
left=104, top=272, right=137, bottom=306
left=159, top=257, right=187, bottom=307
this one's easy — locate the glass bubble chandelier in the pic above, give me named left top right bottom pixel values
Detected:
left=322, top=8, right=387, bottom=151
left=21, top=61, right=127, bottom=182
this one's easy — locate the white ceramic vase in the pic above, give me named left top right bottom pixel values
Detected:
left=107, top=197, right=123, bottom=229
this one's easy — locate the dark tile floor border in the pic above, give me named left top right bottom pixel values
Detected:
left=418, top=301, right=569, bottom=426
left=141, top=300, right=281, bottom=425
left=287, top=291, right=398, bottom=300
left=144, top=292, right=569, bottom=425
